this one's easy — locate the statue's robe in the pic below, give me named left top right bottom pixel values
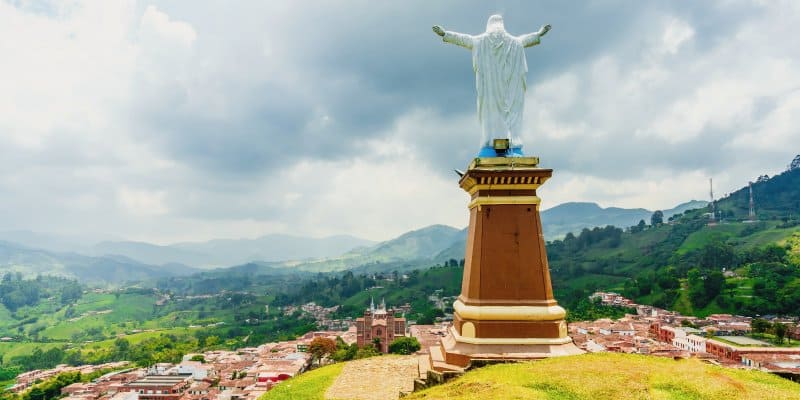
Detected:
left=443, top=28, right=541, bottom=146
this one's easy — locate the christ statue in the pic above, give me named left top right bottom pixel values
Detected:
left=433, top=15, right=551, bottom=150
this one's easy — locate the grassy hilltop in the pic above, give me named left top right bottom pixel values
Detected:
left=262, top=353, right=800, bottom=400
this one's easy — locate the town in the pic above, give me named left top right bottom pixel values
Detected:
left=7, top=291, right=800, bottom=400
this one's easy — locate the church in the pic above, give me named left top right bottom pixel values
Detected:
left=355, top=298, right=407, bottom=353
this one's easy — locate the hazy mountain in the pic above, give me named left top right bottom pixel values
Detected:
left=0, top=241, right=198, bottom=284
left=361, top=224, right=463, bottom=261
left=92, top=234, right=375, bottom=268
left=219, top=224, right=466, bottom=274
left=664, top=200, right=709, bottom=218
left=174, top=234, right=375, bottom=265
left=92, top=241, right=211, bottom=267
left=0, top=230, right=121, bottom=254
left=2, top=199, right=707, bottom=276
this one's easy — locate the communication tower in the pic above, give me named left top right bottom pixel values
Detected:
left=748, top=181, right=757, bottom=222
left=708, top=178, right=717, bottom=225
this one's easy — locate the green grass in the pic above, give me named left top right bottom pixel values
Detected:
left=672, top=280, right=694, bottom=316
left=37, top=293, right=161, bottom=340
left=260, top=362, right=344, bottom=400
left=71, top=293, right=118, bottom=314
left=677, top=222, right=798, bottom=256
left=0, top=342, right=63, bottom=361
left=694, top=298, right=730, bottom=318
left=406, top=353, right=800, bottom=400
left=83, top=327, right=200, bottom=351
left=740, top=226, right=798, bottom=249
left=0, top=378, right=16, bottom=390
left=559, top=274, right=627, bottom=292
left=678, top=224, right=745, bottom=254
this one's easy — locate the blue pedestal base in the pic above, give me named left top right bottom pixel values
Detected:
left=477, top=145, right=524, bottom=158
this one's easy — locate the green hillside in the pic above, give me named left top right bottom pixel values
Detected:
left=545, top=166, right=800, bottom=317
left=262, top=353, right=800, bottom=400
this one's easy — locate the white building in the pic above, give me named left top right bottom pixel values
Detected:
left=671, top=328, right=707, bottom=353
left=177, top=361, right=213, bottom=380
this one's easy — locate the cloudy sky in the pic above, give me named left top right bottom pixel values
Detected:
left=1, top=0, right=798, bottom=244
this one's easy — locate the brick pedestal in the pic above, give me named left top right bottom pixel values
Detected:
left=435, top=157, right=582, bottom=371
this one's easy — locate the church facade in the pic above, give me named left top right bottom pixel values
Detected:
left=355, top=298, right=406, bottom=353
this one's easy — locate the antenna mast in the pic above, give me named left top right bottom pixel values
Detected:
left=748, top=181, right=756, bottom=221
left=708, top=178, right=716, bottom=225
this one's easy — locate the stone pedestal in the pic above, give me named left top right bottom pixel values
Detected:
left=434, top=156, right=582, bottom=371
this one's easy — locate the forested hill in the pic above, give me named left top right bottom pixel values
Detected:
left=547, top=159, right=800, bottom=317
left=715, top=157, right=800, bottom=220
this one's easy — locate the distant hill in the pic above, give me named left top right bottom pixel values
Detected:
left=92, top=241, right=210, bottom=267
left=541, top=200, right=707, bottom=239
left=0, top=241, right=198, bottom=284
left=92, top=233, right=375, bottom=268
left=222, top=225, right=465, bottom=275
left=1, top=199, right=708, bottom=274
left=0, top=230, right=118, bottom=253
left=362, top=225, right=463, bottom=261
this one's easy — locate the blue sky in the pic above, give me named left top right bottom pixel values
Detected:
left=1, top=1, right=798, bottom=243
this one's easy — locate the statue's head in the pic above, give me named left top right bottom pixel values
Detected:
left=486, top=14, right=505, bottom=32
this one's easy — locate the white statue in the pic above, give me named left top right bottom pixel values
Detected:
left=433, top=15, right=551, bottom=149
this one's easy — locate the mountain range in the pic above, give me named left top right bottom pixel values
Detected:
left=0, top=199, right=708, bottom=283
left=0, top=240, right=199, bottom=285
left=91, top=233, right=374, bottom=269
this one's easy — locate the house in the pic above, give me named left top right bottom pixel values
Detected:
left=600, top=322, right=635, bottom=336
left=671, top=329, right=707, bottom=354
left=121, top=376, right=191, bottom=400
left=705, top=339, right=800, bottom=363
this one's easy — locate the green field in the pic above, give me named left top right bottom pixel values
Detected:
left=0, top=342, right=63, bottom=362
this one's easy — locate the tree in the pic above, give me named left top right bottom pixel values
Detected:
left=308, top=337, right=337, bottom=362
left=752, top=318, right=771, bottom=334
left=205, top=336, right=220, bottom=347
left=114, top=338, right=130, bottom=356
left=355, top=345, right=380, bottom=359
left=60, top=282, right=83, bottom=305
left=651, top=210, right=664, bottom=226
left=773, top=322, right=788, bottom=344
left=388, top=337, right=421, bottom=355
left=789, top=154, right=800, bottom=171
left=189, top=355, right=205, bottom=363
left=27, top=387, right=45, bottom=400
left=372, top=337, right=382, bottom=351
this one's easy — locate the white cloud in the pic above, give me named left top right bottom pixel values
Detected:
left=117, top=186, right=168, bottom=216
left=540, top=169, right=714, bottom=212
left=1, top=1, right=799, bottom=246
left=139, top=5, right=196, bottom=47
left=660, top=18, right=694, bottom=55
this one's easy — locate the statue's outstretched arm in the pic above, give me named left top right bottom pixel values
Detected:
left=520, top=24, right=551, bottom=48
left=433, top=25, right=474, bottom=50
